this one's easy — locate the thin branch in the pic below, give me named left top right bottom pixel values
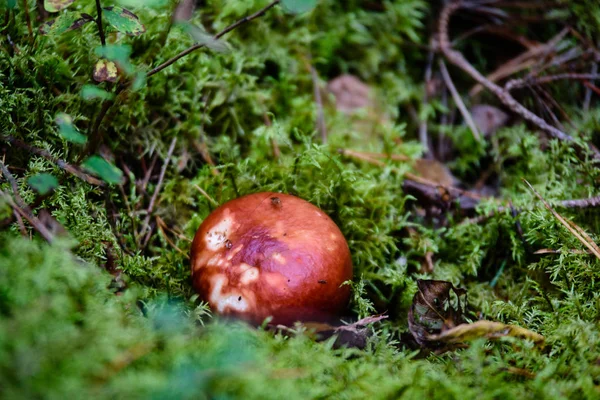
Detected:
left=584, top=63, right=598, bottom=112
left=147, top=0, right=280, bottom=78
left=419, top=48, right=434, bottom=156
left=0, top=161, right=54, bottom=242
left=505, top=73, right=600, bottom=91
left=138, top=138, right=177, bottom=244
left=438, top=59, right=481, bottom=141
left=438, top=2, right=599, bottom=157
left=22, top=0, right=33, bottom=42
left=560, top=195, right=600, bottom=209
left=193, top=184, right=219, bottom=207
left=95, top=0, right=106, bottom=46
left=81, top=95, right=117, bottom=161
left=309, top=65, right=327, bottom=143
left=524, top=179, right=600, bottom=261
left=2, top=136, right=104, bottom=186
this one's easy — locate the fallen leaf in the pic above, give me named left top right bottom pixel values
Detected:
left=274, top=315, right=388, bottom=349
left=44, top=0, right=75, bottom=12
left=327, top=75, right=373, bottom=114
left=408, top=280, right=466, bottom=346
left=428, top=320, right=544, bottom=345
left=470, top=104, right=509, bottom=136
left=93, top=59, right=118, bottom=83
left=413, top=159, right=458, bottom=187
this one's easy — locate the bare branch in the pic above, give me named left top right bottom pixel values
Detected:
left=438, top=2, right=599, bottom=158
left=147, top=0, right=280, bottom=78
left=439, top=59, right=481, bottom=141
left=2, top=136, right=105, bottom=186
left=505, top=73, right=600, bottom=91
left=138, top=138, right=177, bottom=246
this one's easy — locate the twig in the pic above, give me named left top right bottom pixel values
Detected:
left=309, top=65, right=327, bottom=143
left=438, top=2, right=599, bottom=157
left=468, top=28, right=569, bottom=97
left=2, top=136, right=104, bottom=186
left=95, top=0, right=106, bottom=46
left=0, top=162, right=55, bottom=242
left=583, top=63, right=597, bottom=112
left=505, top=73, right=600, bottom=91
left=419, top=49, right=434, bottom=156
left=82, top=97, right=116, bottom=161
left=22, top=0, right=33, bottom=42
left=13, top=209, right=27, bottom=237
left=147, top=0, right=280, bottom=78
left=156, top=216, right=189, bottom=259
left=438, top=59, right=481, bottom=141
left=523, top=179, right=600, bottom=260
left=560, top=195, right=600, bottom=208
left=583, top=81, right=600, bottom=96
left=138, top=138, right=177, bottom=245
left=263, top=112, right=281, bottom=159
left=193, top=184, right=219, bottom=207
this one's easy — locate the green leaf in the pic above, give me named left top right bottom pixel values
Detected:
left=81, top=85, right=114, bottom=101
left=6, top=0, right=17, bottom=9
left=82, top=156, right=123, bottom=184
left=102, top=6, right=146, bottom=36
left=55, top=113, right=87, bottom=144
left=115, top=0, right=167, bottom=8
left=95, top=44, right=134, bottom=75
left=177, top=22, right=229, bottom=53
left=281, top=0, right=317, bottom=14
left=40, top=12, right=93, bottom=35
left=28, top=173, right=59, bottom=195
left=44, top=0, right=75, bottom=12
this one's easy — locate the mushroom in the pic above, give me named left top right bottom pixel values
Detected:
left=190, top=192, right=353, bottom=325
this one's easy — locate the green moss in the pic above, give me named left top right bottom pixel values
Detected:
left=2, top=0, right=600, bottom=398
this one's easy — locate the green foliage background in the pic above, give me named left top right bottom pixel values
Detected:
left=1, top=0, right=600, bottom=398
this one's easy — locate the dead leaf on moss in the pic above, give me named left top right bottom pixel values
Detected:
left=428, top=320, right=544, bottom=345
left=408, top=280, right=466, bottom=346
left=274, top=314, right=387, bottom=349
left=408, top=279, right=544, bottom=350
left=327, top=75, right=373, bottom=114
left=93, top=59, right=118, bottom=83
left=413, top=159, right=458, bottom=187
left=470, top=104, right=509, bottom=136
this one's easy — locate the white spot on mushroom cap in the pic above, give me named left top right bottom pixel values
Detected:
left=205, top=210, right=233, bottom=251
left=239, top=265, right=260, bottom=285
left=210, top=274, right=248, bottom=313
left=272, top=253, right=286, bottom=265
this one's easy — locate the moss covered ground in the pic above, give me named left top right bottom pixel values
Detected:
left=1, top=0, right=600, bottom=398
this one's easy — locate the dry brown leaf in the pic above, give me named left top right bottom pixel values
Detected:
left=470, top=104, right=509, bottom=136
left=428, top=320, right=544, bottom=345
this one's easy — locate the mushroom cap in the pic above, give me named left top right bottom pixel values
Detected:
left=190, top=192, right=353, bottom=325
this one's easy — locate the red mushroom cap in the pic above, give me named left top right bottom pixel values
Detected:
left=190, top=192, right=353, bottom=325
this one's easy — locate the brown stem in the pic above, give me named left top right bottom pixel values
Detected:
left=147, top=0, right=280, bottom=78
left=95, top=0, right=106, bottom=46
left=23, top=0, right=33, bottom=42
left=506, top=73, right=600, bottom=91
left=1, top=135, right=104, bottom=186
left=138, top=138, right=177, bottom=246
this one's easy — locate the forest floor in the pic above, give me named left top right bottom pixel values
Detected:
left=1, top=0, right=600, bottom=399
